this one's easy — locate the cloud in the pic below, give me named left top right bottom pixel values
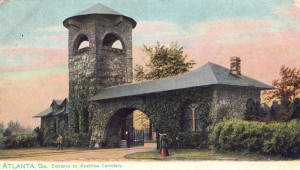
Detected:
left=184, top=27, right=300, bottom=85
left=0, top=47, right=68, bottom=72
left=133, top=19, right=300, bottom=86
left=276, top=5, right=300, bottom=23
left=39, top=34, right=68, bottom=42
left=37, top=26, right=67, bottom=33
left=0, top=72, right=68, bottom=128
left=0, top=0, right=13, bottom=5
left=133, top=20, right=201, bottom=45
left=293, top=0, right=300, bottom=8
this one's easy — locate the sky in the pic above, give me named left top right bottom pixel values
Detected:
left=0, top=0, right=300, bottom=128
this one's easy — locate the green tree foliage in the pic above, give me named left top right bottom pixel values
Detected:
left=2, top=134, right=37, bottom=149
left=3, top=129, right=11, bottom=137
left=134, top=42, right=195, bottom=81
left=33, top=127, right=43, bottom=147
left=0, top=122, right=4, bottom=135
left=7, top=121, right=22, bottom=135
left=243, top=99, right=270, bottom=121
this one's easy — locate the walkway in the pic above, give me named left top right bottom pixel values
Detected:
left=0, top=143, right=157, bottom=161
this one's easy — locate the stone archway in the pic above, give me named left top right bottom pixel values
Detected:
left=104, top=107, right=152, bottom=148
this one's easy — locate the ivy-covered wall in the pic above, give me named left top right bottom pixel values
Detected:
left=88, top=85, right=262, bottom=149
left=66, top=15, right=134, bottom=146
left=89, top=86, right=214, bottom=148
left=41, top=115, right=68, bottom=147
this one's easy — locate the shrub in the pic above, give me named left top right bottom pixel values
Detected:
left=33, top=127, right=43, bottom=147
left=0, top=137, right=4, bottom=148
left=2, top=134, right=37, bottom=149
left=176, top=132, right=208, bottom=149
left=209, top=119, right=300, bottom=156
left=263, top=120, right=300, bottom=156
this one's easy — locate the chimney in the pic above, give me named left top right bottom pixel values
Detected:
left=230, top=57, right=241, bottom=76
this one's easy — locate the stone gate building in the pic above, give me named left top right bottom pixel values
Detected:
left=34, top=3, right=272, bottom=148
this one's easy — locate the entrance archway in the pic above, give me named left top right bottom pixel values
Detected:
left=104, top=108, right=153, bottom=148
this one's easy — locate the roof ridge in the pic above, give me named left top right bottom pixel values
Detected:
left=206, top=62, right=221, bottom=84
left=96, top=62, right=222, bottom=90
left=102, top=68, right=197, bottom=90
left=76, top=3, right=122, bottom=16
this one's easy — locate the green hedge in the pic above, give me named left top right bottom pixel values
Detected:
left=1, top=134, right=37, bottom=149
left=176, top=132, right=208, bottom=149
left=209, top=119, right=300, bottom=156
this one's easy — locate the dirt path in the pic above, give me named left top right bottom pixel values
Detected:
left=1, top=144, right=300, bottom=170
left=0, top=143, right=157, bottom=162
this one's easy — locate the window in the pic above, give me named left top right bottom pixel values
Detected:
left=53, top=118, right=58, bottom=134
left=182, top=103, right=202, bottom=132
left=82, top=109, right=89, bottom=133
left=103, top=33, right=124, bottom=50
left=74, top=111, right=79, bottom=133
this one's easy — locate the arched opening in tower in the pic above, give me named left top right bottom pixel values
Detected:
left=102, top=33, right=124, bottom=50
left=74, top=34, right=90, bottom=51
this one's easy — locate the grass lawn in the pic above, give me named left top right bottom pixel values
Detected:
left=125, top=149, right=290, bottom=161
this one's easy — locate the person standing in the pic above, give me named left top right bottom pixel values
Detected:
left=57, top=133, right=63, bottom=150
left=160, top=134, right=169, bottom=156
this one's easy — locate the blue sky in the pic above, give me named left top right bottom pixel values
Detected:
left=0, top=0, right=299, bottom=127
left=0, top=0, right=292, bottom=48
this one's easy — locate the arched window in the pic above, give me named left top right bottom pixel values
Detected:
left=182, top=102, right=202, bottom=132
left=103, top=33, right=124, bottom=50
left=74, top=34, right=89, bottom=51
left=82, top=109, right=89, bottom=133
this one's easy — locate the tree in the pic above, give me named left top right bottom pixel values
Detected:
left=264, top=65, right=300, bottom=102
left=3, top=129, right=11, bottom=137
left=264, top=65, right=300, bottom=121
left=7, top=121, right=22, bottom=135
left=0, top=122, right=4, bottom=136
left=33, top=127, right=43, bottom=147
left=134, top=42, right=195, bottom=81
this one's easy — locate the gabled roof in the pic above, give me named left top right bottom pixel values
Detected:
left=63, top=3, right=136, bottom=28
left=33, top=107, right=52, bottom=118
left=33, top=98, right=68, bottom=118
left=50, top=99, right=67, bottom=107
left=89, top=62, right=273, bottom=101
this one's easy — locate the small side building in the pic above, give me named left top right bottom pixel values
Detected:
left=33, top=98, right=68, bottom=146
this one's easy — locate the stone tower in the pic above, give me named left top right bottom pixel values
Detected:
left=63, top=3, right=136, bottom=145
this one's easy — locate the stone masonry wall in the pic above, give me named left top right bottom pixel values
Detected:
left=95, top=15, right=133, bottom=87
left=210, top=85, right=261, bottom=121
